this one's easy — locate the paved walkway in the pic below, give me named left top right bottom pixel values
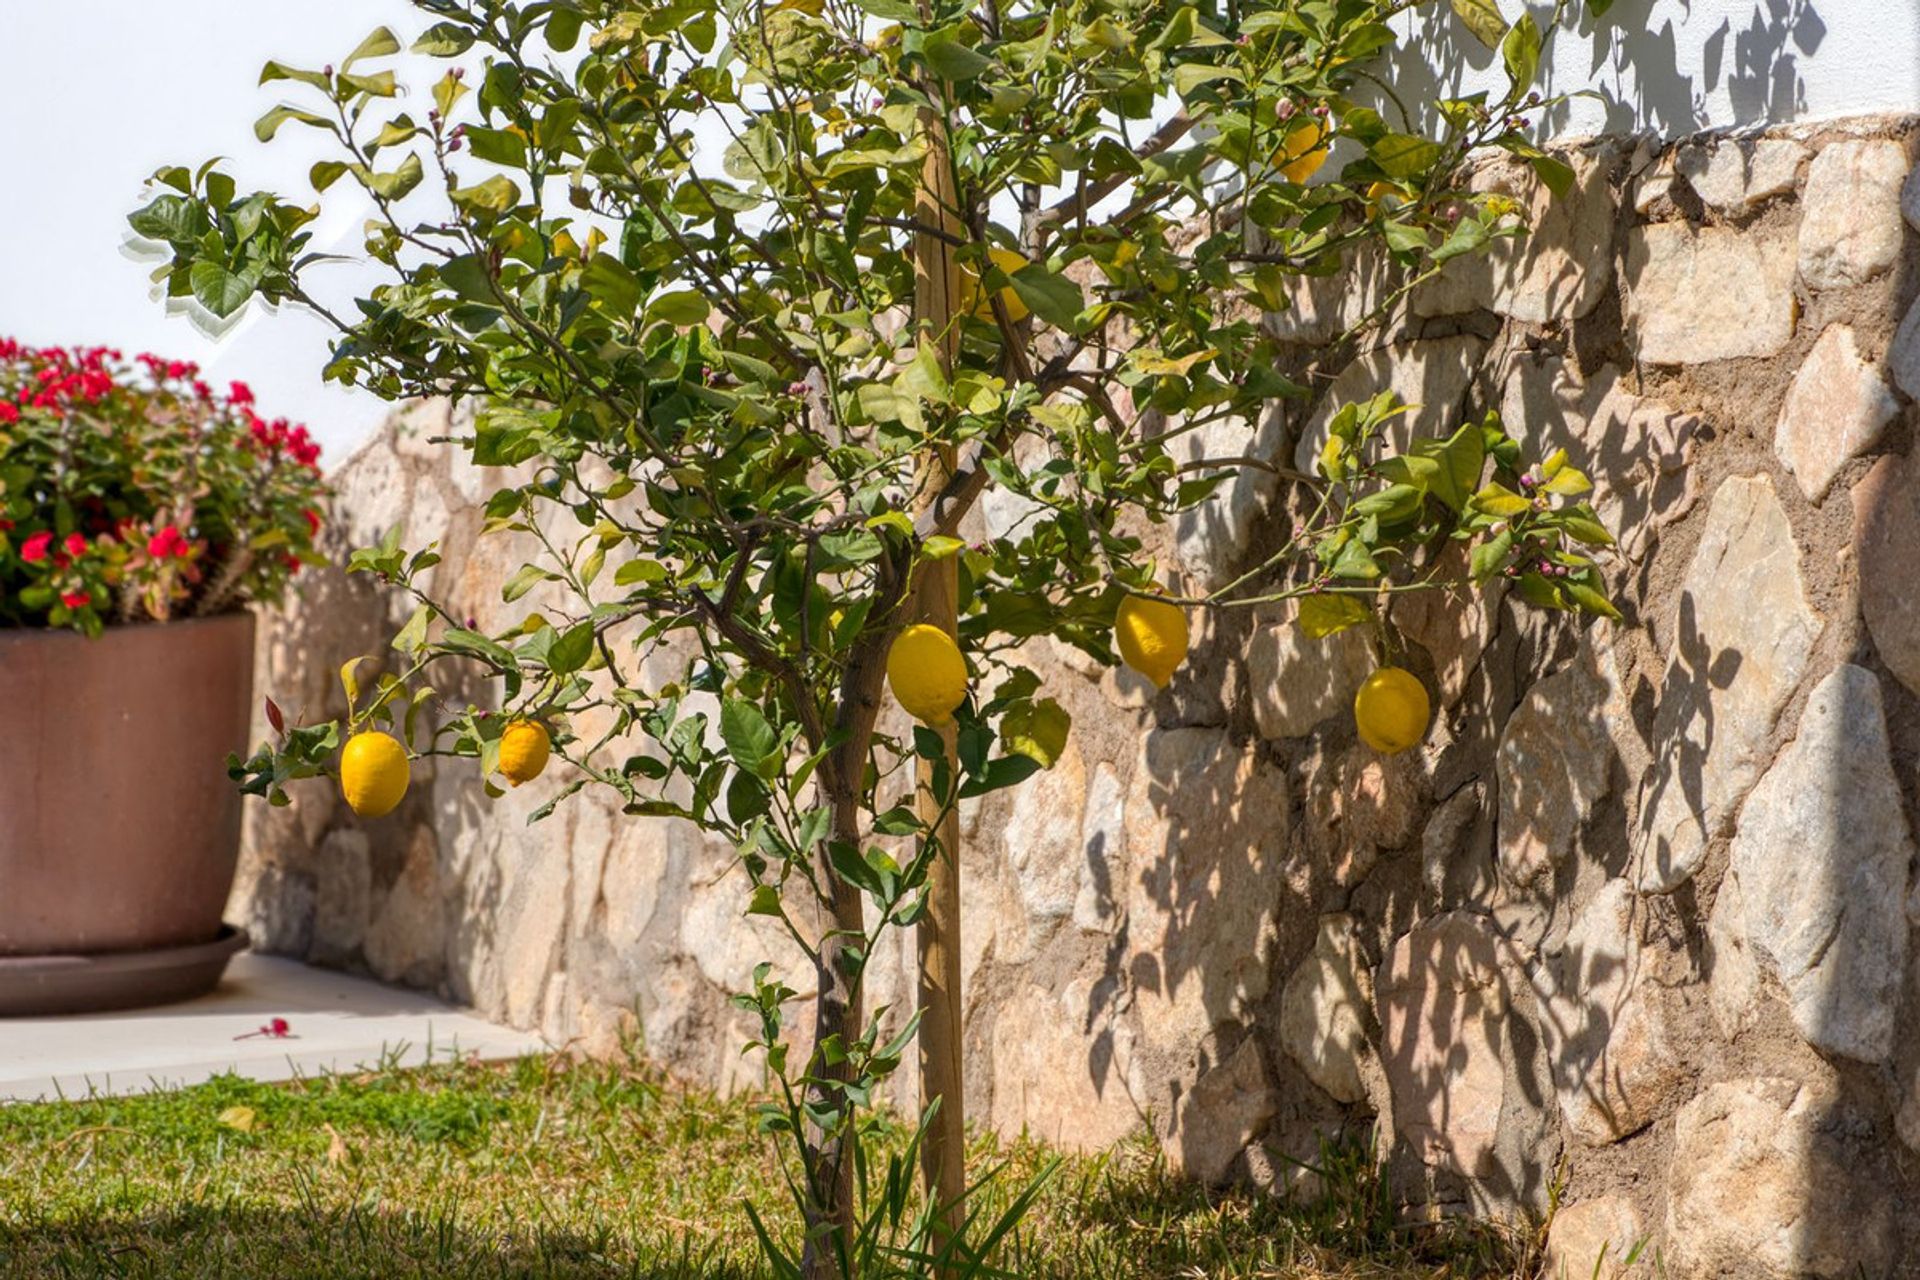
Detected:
left=0, top=953, right=547, bottom=1102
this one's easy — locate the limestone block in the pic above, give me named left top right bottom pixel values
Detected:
left=1495, top=637, right=1621, bottom=889
left=1278, top=914, right=1376, bottom=1104
left=1172, top=404, right=1288, bottom=587
left=1124, top=728, right=1294, bottom=1071
left=1536, top=880, right=1691, bottom=1143
left=1774, top=324, right=1898, bottom=502
left=1797, top=139, right=1910, bottom=291
left=1726, top=665, right=1913, bottom=1063
left=1245, top=609, right=1377, bottom=740
left=1624, top=223, right=1796, bottom=364
left=987, top=978, right=1143, bottom=1152
left=1376, top=911, right=1522, bottom=1178
left=1170, top=1038, right=1277, bottom=1185
left=1853, top=454, right=1920, bottom=697
left=1664, top=1077, right=1893, bottom=1279
left=1636, top=475, right=1821, bottom=892
left=1544, top=1195, right=1650, bottom=1279
left=1675, top=137, right=1805, bottom=212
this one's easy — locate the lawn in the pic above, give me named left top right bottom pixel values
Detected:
left=0, top=1054, right=1533, bottom=1279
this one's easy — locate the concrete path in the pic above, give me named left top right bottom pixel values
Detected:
left=0, top=953, right=548, bottom=1102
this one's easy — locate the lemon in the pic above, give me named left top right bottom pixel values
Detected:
left=1114, top=593, right=1189, bottom=689
left=498, top=720, right=552, bottom=787
left=887, top=623, right=968, bottom=725
left=340, top=730, right=410, bottom=818
left=1354, top=667, right=1430, bottom=755
left=964, top=247, right=1032, bottom=324
left=1364, top=180, right=1404, bottom=218
left=1273, top=118, right=1329, bottom=184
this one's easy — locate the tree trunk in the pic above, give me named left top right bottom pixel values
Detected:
left=910, top=100, right=969, bottom=1262
left=797, top=787, right=870, bottom=1280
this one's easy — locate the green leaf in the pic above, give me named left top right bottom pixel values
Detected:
left=344, top=26, right=400, bottom=69
left=188, top=260, right=254, bottom=318
left=1501, top=12, right=1541, bottom=91
left=1470, top=482, right=1532, bottom=518
left=259, top=60, right=331, bottom=90
left=367, top=152, right=423, bottom=199
left=450, top=174, right=520, bottom=218
left=502, top=563, right=553, bottom=602
left=922, top=30, right=993, bottom=81
left=339, top=656, right=367, bottom=711
left=1562, top=577, right=1623, bottom=620
left=549, top=621, right=595, bottom=675
left=1470, top=530, right=1514, bottom=582
left=957, top=755, right=1042, bottom=799
left=255, top=104, right=334, bottom=143
left=721, top=699, right=779, bottom=774
left=1001, top=698, right=1070, bottom=768
left=1527, top=153, right=1575, bottom=198
left=1370, top=132, right=1446, bottom=180
left=1543, top=465, right=1592, bottom=496
left=583, top=253, right=643, bottom=317
left=1450, top=0, right=1507, bottom=48
left=614, top=558, right=667, bottom=586
left=746, top=884, right=784, bottom=917
left=1297, top=594, right=1370, bottom=639
left=310, top=160, right=349, bottom=192
left=645, top=290, right=711, bottom=328
left=1008, top=265, right=1085, bottom=333
left=412, top=22, right=476, bottom=56
left=1561, top=511, right=1615, bottom=546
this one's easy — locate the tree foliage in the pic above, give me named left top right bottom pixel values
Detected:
left=133, top=0, right=1615, bottom=1272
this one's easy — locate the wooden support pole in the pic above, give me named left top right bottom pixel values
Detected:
left=910, top=99, right=968, bottom=1259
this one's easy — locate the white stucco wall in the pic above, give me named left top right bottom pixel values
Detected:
left=1, top=0, right=1915, bottom=458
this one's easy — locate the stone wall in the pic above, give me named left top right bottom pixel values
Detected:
left=234, top=115, right=1920, bottom=1277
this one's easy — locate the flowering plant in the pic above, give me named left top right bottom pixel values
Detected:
left=0, top=340, right=329, bottom=634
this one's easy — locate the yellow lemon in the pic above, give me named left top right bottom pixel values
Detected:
left=498, top=720, right=552, bottom=787
left=887, top=623, right=968, bottom=725
left=1364, top=180, right=1405, bottom=218
left=1273, top=118, right=1329, bottom=184
left=965, top=247, right=1032, bottom=324
left=1354, top=667, right=1430, bottom=755
left=340, top=730, right=410, bottom=818
left=1114, top=593, right=1189, bottom=689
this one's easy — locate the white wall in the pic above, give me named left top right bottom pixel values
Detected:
left=2, top=0, right=1915, bottom=460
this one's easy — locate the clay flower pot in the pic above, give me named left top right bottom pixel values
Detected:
left=0, top=612, right=255, bottom=1014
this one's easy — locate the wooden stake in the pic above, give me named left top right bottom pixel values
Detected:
left=910, top=101, right=968, bottom=1260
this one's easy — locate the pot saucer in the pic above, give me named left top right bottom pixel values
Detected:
left=0, top=925, right=250, bottom=1016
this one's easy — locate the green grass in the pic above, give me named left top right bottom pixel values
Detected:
left=0, top=1053, right=1535, bottom=1279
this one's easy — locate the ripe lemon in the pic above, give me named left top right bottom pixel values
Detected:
left=340, top=730, right=410, bottom=818
left=498, top=720, right=552, bottom=787
left=1354, top=667, right=1430, bottom=755
left=887, top=623, right=968, bottom=725
left=1114, top=594, right=1189, bottom=689
left=965, top=247, right=1032, bottom=324
left=1273, top=118, right=1329, bottom=184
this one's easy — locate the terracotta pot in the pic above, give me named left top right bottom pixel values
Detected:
left=0, top=612, right=255, bottom=1011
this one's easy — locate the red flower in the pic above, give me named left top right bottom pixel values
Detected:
left=147, top=525, right=190, bottom=559
left=60, top=591, right=91, bottom=609
left=228, top=381, right=255, bottom=406
left=63, top=532, right=87, bottom=557
left=19, top=531, right=52, bottom=563
left=301, top=508, right=322, bottom=537
left=0, top=403, right=17, bottom=424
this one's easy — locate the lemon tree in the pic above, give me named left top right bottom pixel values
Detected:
left=143, top=1, right=1618, bottom=1275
